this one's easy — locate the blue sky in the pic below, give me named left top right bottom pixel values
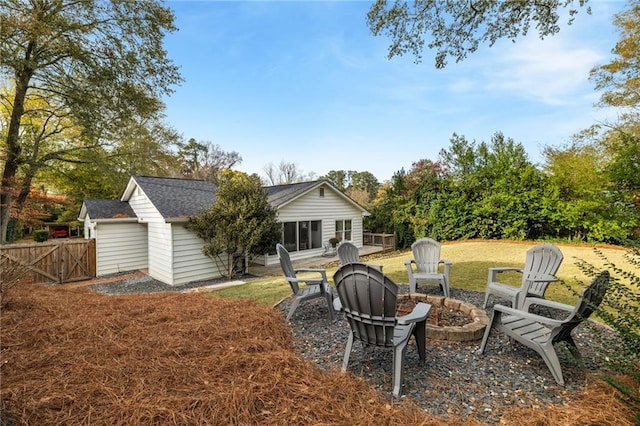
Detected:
left=162, top=0, right=625, bottom=183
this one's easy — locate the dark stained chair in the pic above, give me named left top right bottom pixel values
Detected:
left=480, top=271, right=610, bottom=385
left=276, top=243, right=334, bottom=321
left=333, top=263, right=430, bottom=398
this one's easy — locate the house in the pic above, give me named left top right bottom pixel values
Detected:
left=78, top=176, right=370, bottom=285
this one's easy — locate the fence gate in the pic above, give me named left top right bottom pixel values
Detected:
left=0, top=239, right=96, bottom=284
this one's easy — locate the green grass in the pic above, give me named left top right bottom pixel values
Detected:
left=211, top=240, right=634, bottom=307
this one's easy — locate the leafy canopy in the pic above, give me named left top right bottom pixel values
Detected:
left=367, top=0, right=590, bottom=67
left=188, top=171, right=280, bottom=280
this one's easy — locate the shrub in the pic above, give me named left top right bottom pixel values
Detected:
left=33, top=229, right=51, bottom=243
left=33, top=230, right=50, bottom=242
left=574, top=247, right=640, bottom=420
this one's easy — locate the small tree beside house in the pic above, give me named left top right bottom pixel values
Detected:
left=188, top=171, right=281, bottom=280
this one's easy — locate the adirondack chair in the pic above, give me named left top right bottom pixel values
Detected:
left=276, top=244, right=334, bottom=321
left=480, top=270, right=610, bottom=385
left=333, top=263, right=430, bottom=398
left=337, top=242, right=383, bottom=271
left=483, top=243, right=564, bottom=310
left=404, top=238, right=451, bottom=297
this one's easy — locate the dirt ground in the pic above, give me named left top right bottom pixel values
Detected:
left=0, top=282, right=635, bottom=425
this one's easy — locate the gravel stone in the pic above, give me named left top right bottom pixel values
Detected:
left=276, top=285, right=616, bottom=423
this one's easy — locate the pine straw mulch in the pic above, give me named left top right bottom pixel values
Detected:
left=0, top=283, right=636, bottom=425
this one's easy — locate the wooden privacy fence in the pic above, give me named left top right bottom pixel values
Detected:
left=0, top=239, right=96, bottom=284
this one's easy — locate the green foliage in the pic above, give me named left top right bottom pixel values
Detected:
left=574, top=248, right=640, bottom=417
left=0, top=0, right=182, bottom=243
left=366, top=0, right=590, bottom=67
left=367, top=130, right=639, bottom=248
left=188, top=171, right=280, bottom=280
left=33, top=230, right=49, bottom=242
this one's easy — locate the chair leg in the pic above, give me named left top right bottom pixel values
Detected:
left=482, top=290, right=491, bottom=309
left=409, top=276, right=417, bottom=293
left=286, top=297, right=301, bottom=320
left=341, top=333, right=354, bottom=373
left=441, top=277, right=450, bottom=298
left=413, top=321, right=426, bottom=364
left=538, top=344, right=565, bottom=386
left=324, top=285, right=335, bottom=321
left=479, top=310, right=500, bottom=354
left=392, top=342, right=409, bottom=398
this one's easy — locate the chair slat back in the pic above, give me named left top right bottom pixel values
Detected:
left=276, top=243, right=299, bottom=294
left=523, top=243, right=564, bottom=297
left=554, top=271, right=610, bottom=343
left=334, top=263, right=398, bottom=348
left=411, top=238, right=441, bottom=274
left=337, top=242, right=360, bottom=266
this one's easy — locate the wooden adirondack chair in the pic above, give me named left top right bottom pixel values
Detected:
left=276, top=244, right=334, bottom=321
left=337, top=241, right=382, bottom=271
left=480, top=271, right=610, bottom=385
left=483, top=243, right=563, bottom=309
left=333, top=263, right=430, bottom=398
left=404, top=238, right=451, bottom=297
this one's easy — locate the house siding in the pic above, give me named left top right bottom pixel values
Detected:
left=259, top=185, right=365, bottom=266
left=128, top=187, right=164, bottom=223
left=95, top=222, right=148, bottom=276
left=172, top=225, right=223, bottom=285
left=147, top=222, right=174, bottom=284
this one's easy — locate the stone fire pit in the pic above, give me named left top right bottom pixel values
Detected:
left=397, top=293, right=489, bottom=342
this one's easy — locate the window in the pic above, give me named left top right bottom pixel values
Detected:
left=335, top=219, right=352, bottom=242
left=282, top=220, right=322, bottom=251
left=319, top=188, right=325, bottom=197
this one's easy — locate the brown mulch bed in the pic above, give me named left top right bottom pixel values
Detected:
left=0, top=283, right=636, bottom=425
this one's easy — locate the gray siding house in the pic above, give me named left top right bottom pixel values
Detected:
left=79, top=176, right=369, bottom=285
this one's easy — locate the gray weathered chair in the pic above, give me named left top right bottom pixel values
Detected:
left=333, top=263, right=430, bottom=398
left=404, top=237, right=451, bottom=297
left=483, top=243, right=563, bottom=309
left=480, top=270, right=610, bottom=385
left=276, top=243, right=334, bottom=321
left=337, top=241, right=383, bottom=271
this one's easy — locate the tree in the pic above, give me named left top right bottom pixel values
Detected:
left=590, top=0, right=640, bottom=113
left=188, top=171, right=281, bottom=280
left=177, top=138, right=242, bottom=183
left=262, top=160, right=314, bottom=185
left=321, top=170, right=380, bottom=205
left=366, top=0, right=590, bottom=67
left=0, top=0, right=182, bottom=243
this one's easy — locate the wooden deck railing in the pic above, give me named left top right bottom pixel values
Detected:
left=363, top=232, right=396, bottom=252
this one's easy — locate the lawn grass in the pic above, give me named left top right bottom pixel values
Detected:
left=211, top=240, right=635, bottom=308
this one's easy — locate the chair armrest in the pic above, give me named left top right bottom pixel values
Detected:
left=489, top=267, right=523, bottom=274
left=493, top=303, right=564, bottom=328
left=404, top=260, right=416, bottom=274
left=440, top=259, right=452, bottom=266
left=530, top=274, right=559, bottom=283
left=397, top=302, right=430, bottom=325
left=293, top=268, right=328, bottom=281
left=488, top=267, right=523, bottom=283
left=522, top=297, right=574, bottom=313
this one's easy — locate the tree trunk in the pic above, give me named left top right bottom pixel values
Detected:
left=1, top=43, right=34, bottom=243
left=1, top=80, right=31, bottom=243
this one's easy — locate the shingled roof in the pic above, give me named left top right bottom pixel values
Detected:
left=80, top=199, right=136, bottom=220
left=82, top=176, right=367, bottom=222
left=127, top=176, right=217, bottom=219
